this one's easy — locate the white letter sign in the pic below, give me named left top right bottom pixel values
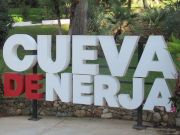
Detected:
left=3, top=34, right=37, bottom=72
left=134, top=36, right=177, bottom=79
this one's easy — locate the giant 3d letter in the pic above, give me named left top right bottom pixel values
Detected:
left=3, top=34, right=37, bottom=71
left=37, top=35, right=70, bottom=73
left=25, top=74, right=44, bottom=100
left=99, top=36, right=139, bottom=77
left=134, top=36, right=177, bottom=79
left=73, top=75, right=94, bottom=105
left=143, top=78, right=172, bottom=112
left=46, top=73, right=72, bottom=102
left=118, top=78, right=144, bottom=109
left=4, top=73, right=24, bottom=97
left=72, top=36, right=99, bottom=75
left=94, top=75, right=120, bottom=107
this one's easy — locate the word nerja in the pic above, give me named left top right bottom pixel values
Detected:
left=2, top=34, right=177, bottom=112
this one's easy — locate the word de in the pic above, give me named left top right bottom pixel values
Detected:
left=4, top=73, right=44, bottom=99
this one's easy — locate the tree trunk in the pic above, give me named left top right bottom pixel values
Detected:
left=142, top=0, right=149, bottom=9
left=128, top=0, right=132, bottom=10
left=69, top=0, right=78, bottom=35
left=57, top=17, right=62, bottom=35
left=52, top=0, right=62, bottom=35
left=69, top=0, right=88, bottom=35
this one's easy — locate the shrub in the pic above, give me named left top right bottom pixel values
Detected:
left=12, top=15, right=24, bottom=22
left=168, top=34, right=180, bottom=68
left=168, top=35, right=180, bottom=113
left=163, top=9, right=180, bottom=38
left=141, top=8, right=166, bottom=28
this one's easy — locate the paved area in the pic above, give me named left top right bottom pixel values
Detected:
left=0, top=116, right=178, bottom=135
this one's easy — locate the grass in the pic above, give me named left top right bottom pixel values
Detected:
left=8, top=25, right=69, bottom=38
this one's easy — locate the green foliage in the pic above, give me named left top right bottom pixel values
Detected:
left=168, top=35, right=180, bottom=54
left=168, top=34, right=180, bottom=69
left=38, top=0, right=70, bottom=20
left=169, top=95, right=180, bottom=112
left=106, top=5, right=132, bottom=24
left=8, top=0, right=21, bottom=8
left=0, top=0, right=13, bottom=48
left=88, top=0, right=134, bottom=35
left=87, top=1, right=99, bottom=34
left=9, top=0, right=71, bottom=22
left=38, top=0, right=54, bottom=19
left=12, top=15, right=24, bottom=22
left=141, top=8, right=166, bottom=27
left=162, top=0, right=179, bottom=6
left=8, top=0, right=30, bottom=19
left=8, top=0, right=39, bottom=8
left=21, top=5, right=29, bottom=19
left=163, top=8, right=180, bottom=38
left=87, top=0, right=108, bottom=34
left=131, top=2, right=180, bottom=37
left=9, top=8, right=43, bottom=23
left=140, top=2, right=179, bottom=28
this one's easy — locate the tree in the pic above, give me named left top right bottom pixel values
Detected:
left=69, top=0, right=88, bottom=35
left=21, top=0, right=29, bottom=19
left=26, top=0, right=39, bottom=7
left=142, top=0, right=149, bottom=9
left=0, top=0, right=13, bottom=48
left=52, top=0, right=62, bottom=35
left=39, top=0, right=71, bottom=34
left=128, top=0, right=132, bottom=9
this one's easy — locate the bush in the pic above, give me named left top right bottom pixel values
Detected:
left=87, top=0, right=133, bottom=36
left=141, top=8, right=166, bottom=28
left=12, top=15, right=24, bottom=22
left=8, top=0, right=39, bottom=8
left=168, top=34, right=180, bottom=68
left=164, top=9, right=180, bottom=38
left=21, top=2, right=29, bottom=19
